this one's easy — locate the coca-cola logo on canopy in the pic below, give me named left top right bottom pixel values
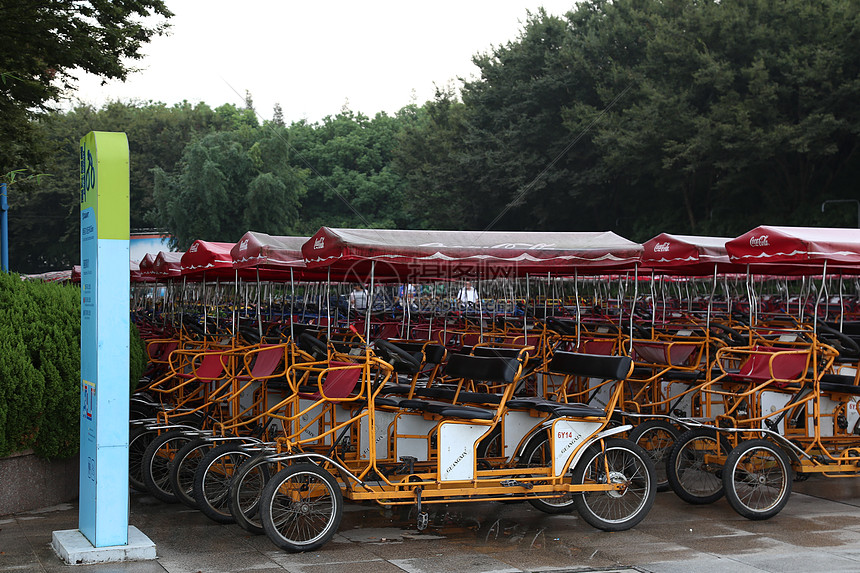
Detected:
left=749, top=235, right=770, bottom=247
left=653, top=242, right=671, bottom=252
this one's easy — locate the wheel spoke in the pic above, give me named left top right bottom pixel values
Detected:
left=269, top=472, right=336, bottom=545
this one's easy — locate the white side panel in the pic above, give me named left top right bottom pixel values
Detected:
left=503, top=410, right=545, bottom=458
left=394, top=413, right=438, bottom=462
left=811, top=395, right=841, bottom=438
left=661, top=381, right=693, bottom=416
left=336, top=403, right=353, bottom=426
left=358, top=410, right=396, bottom=460
left=238, top=380, right=261, bottom=414
left=588, top=378, right=614, bottom=409
left=705, top=383, right=727, bottom=418
left=298, top=399, right=326, bottom=443
left=847, top=397, right=860, bottom=435
left=761, top=391, right=792, bottom=434
left=551, top=419, right=602, bottom=477
left=438, top=422, right=487, bottom=482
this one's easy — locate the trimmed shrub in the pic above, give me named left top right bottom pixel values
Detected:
left=0, top=272, right=146, bottom=459
left=130, top=322, right=146, bottom=393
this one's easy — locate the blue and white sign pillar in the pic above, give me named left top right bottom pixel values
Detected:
left=52, top=131, right=155, bottom=564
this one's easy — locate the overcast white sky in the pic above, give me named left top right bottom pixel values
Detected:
left=69, top=0, right=577, bottom=123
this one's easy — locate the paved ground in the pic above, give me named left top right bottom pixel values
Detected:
left=3, top=477, right=860, bottom=573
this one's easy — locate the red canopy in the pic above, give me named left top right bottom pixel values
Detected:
left=153, top=251, right=183, bottom=278
left=231, top=231, right=331, bottom=281
left=181, top=240, right=235, bottom=278
left=139, top=253, right=156, bottom=277
left=130, top=260, right=154, bottom=283
left=302, top=228, right=642, bottom=280
left=641, top=233, right=743, bottom=275
left=726, top=226, right=860, bottom=274
left=232, top=232, right=308, bottom=269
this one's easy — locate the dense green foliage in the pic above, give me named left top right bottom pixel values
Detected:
left=404, top=0, right=860, bottom=237
left=130, top=322, right=146, bottom=394
left=0, top=273, right=80, bottom=458
left=0, top=0, right=172, bottom=182
left=9, top=101, right=256, bottom=270
left=150, top=123, right=306, bottom=249
left=0, top=274, right=146, bottom=459
left=289, top=110, right=414, bottom=235
left=4, top=0, right=860, bottom=272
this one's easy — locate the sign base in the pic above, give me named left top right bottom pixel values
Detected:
left=52, top=526, right=156, bottom=565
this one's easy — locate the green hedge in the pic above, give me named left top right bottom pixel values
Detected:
left=130, top=321, right=146, bottom=393
left=0, top=272, right=146, bottom=459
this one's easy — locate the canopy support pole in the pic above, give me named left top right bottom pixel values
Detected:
left=839, top=275, right=845, bottom=332
left=618, top=273, right=626, bottom=343
left=289, top=268, right=295, bottom=342
left=326, top=267, right=331, bottom=342
left=649, top=271, right=656, bottom=337
left=269, top=281, right=273, bottom=322
left=478, top=275, right=484, bottom=342
left=367, top=261, right=376, bottom=345
left=232, top=271, right=238, bottom=339
left=212, top=277, right=221, bottom=332
left=706, top=265, right=718, bottom=367
left=179, top=276, right=186, bottom=327
left=524, top=274, right=529, bottom=347
left=814, top=262, right=829, bottom=368
left=574, top=269, right=581, bottom=351
left=400, top=282, right=408, bottom=339
left=745, top=265, right=754, bottom=330
left=813, top=262, right=828, bottom=336
left=544, top=272, right=550, bottom=324
left=202, top=271, right=207, bottom=334
left=406, top=282, right=412, bottom=339
left=442, top=284, right=448, bottom=348
left=629, top=266, right=638, bottom=354
left=428, top=282, right=434, bottom=342
left=256, top=268, right=263, bottom=340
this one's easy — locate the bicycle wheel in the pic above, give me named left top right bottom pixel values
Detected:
left=229, top=453, right=275, bottom=534
left=168, top=438, right=212, bottom=508
left=666, top=427, right=731, bottom=505
left=260, top=463, right=343, bottom=552
left=628, top=419, right=679, bottom=492
left=476, top=425, right=502, bottom=460
left=520, top=431, right=575, bottom=514
left=723, top=439, right=792, bottom=520
left=571, top=438, right=656, bottom=531
left=129, top=426, right=157, bottom=492
left=142, top=429, right=193, bottom=503
left=193, top=443, right=251, bottom=523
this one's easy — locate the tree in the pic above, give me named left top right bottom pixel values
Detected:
left=563, top=0, right=860, bottom=237
left=150, top=126, right=306, bottom=249
left=426, top=0, right=860, bottom=239
left=7, top=100, right=233, bottom=272
left=289, top=110, right=415, bottom=234
left=392, top=87, right=475, bottom=229
left=272, top=103, right=285, bottom=127
left=0, top=0, right=173, bottom=177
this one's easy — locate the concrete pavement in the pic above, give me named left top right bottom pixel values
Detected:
left=2, top=477, right=860, bottom=572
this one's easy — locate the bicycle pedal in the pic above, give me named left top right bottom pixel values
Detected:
left=500, top=479, right=533, bottom=490
left=399, top=455, right=417, bottom=474
left=416, top=511, right=429, bottom=531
